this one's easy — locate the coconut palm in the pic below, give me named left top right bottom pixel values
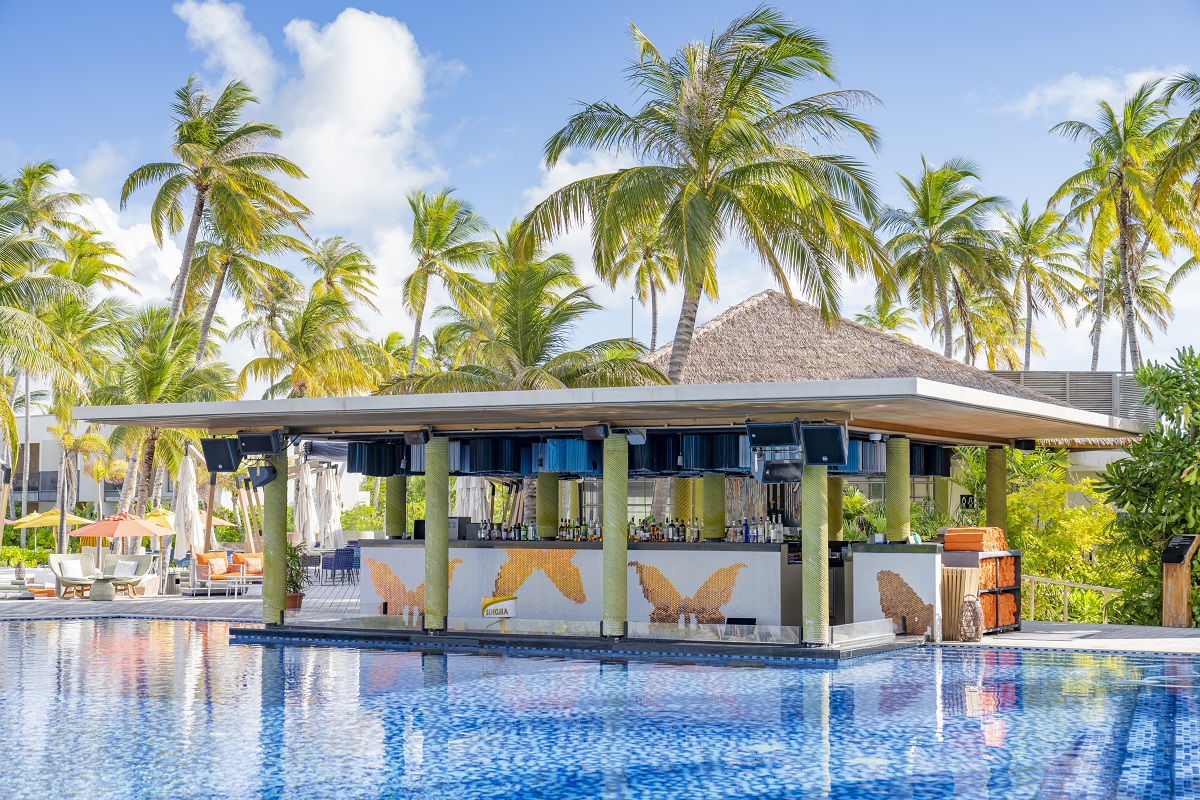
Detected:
left=999, top=201, right=1083, bottom=370
left=93, top=305, right=237, bottom=511
left=387, top=224, right=667, bottom=393
left=854, top=296, right=916, bottom=341
left=522, top=7, right=888, bottom=383
left=120, top=77, right=308, bottom=325
left=237, top=291, right=393, bottom=399
left=1161, top=72, right=1200, bottom=208
left=880, top=156, right=1011, bottom=361
left=48, top=423, right=107, bottom=551
left=1051, top=81, right=1199, bottom=370
left=404, top=188, right=490, bottom=374
left=598, top=219, right=680, bottom=351
left=1076, top=249, right=1174, bottom=371
left=948, top=290, right=1043, bottom=370
left=305, top=236, right=379, bottom=312
left=47, top=231, right=136, bottom=291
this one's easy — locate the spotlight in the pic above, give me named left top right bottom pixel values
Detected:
left=248, top=463, right=278, bottom=489
left=626, top=428, right=647, bottom=446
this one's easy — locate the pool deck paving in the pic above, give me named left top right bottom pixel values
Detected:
left=5, top=588, right=1200, bottom=657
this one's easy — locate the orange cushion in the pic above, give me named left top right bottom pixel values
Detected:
left=206, top=558, right=228, bottom=576
left=232, top=552, right=262, bottom=564
left=242, top=557, right=263, bottom=575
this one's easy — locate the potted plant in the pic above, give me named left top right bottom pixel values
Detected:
left=285, top=542, right=310, bottom=610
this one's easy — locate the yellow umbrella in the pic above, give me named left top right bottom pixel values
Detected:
left=9, top=512, right=41, bottom=528
left=146, top=508, right=239, bottom=529
left=14, top=510, right=92, bottom=528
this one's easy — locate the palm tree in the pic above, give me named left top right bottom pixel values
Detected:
left=1051, top=81, right=1199, bottom=370
left=93, top=305, right=236, bottom=511
left=404, top=188, right=490, bottom=374
left=120, top=76, right=308, bottom=326
left=48, top=423, right=107, bottom=551
left=854, top=296, right=916, bottom=341
left=47, top=231, right=136, bottom=291
left=0, top=162, right=87, bottom=520
left=598, top=219, right=679, bottom=351
left=1076, top=249, right=1174, bottom=371
left=522, top=7, right=888, bottom=383
left=238, top=291, right=393, bottom=398
left=305, top=236, right=379, bottom=312
left=949, top=290, right=1042, bottom=370
left=1161, top=72, right=1200, bottom=208
left=187, top=211, right=304, bottom=363
left=999, top=201, right=1082, bottom=370
left=880, top=156, right=1010, bottom=360
left=386, top=224, right=667, bottom=393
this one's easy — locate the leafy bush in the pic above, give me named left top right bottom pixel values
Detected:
left=0, top=546, right=49, bottom=567
left=341, top=504, right=383, bottom=532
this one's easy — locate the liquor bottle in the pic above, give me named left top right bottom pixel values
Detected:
left=741, top=517, right=750, bottom=542
left=628, top=516, right=636, bottom=542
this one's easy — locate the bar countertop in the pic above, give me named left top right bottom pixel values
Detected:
left=357, top=538, right=786, bottom=552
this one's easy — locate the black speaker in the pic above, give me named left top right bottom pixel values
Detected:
left=746, top=422, right=799, bottom=448
left=238, top=430, right=282, bottom=456
left=754, top=460, right=806, bottom=484
left=248, top=463, right=278, bottom=488
left=801, top=425, right=848, bottom=466
left=200, top=438, right=242, bottom=473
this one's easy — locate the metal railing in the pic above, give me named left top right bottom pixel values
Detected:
left=990, top=371, right=1155, bottom=423
left=1022, top=574, right=1122, bottom=624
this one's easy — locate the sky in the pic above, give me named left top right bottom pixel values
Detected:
left=1, top=0, right=1198, bottom=381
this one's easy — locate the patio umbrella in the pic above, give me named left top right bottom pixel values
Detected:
left=146, top=508, right=240, bottom=531
left=316, top=466, right=345, bottom=550
left=295, top=462, right=319, bottom=549
left=173, top=455, right=206, bottom=561
left=70, top=513, right=173, bottom=576
left=454, top=476, right=491, bottom=522
left=14, top=510, right=92, bottom=528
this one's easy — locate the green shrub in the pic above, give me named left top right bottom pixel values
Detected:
left=0, top=546, right=49, bottom=567
left=341, top=504, right=382, bottom=532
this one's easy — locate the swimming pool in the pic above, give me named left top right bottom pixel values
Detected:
left=0, top=620, right=1195, bottom=799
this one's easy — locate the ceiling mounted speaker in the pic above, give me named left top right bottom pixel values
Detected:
left=1014, top=439, right=1037, bottom=452
left=200, top=438, right=242, bottom=473
left=248, top=463, right=278, bottom=489
left=581, top=424, right=609, bottom=441
left=746, top=421, right=799, bottom=448
left=237, top=430, right=282, bottom=457
left=800, top=425, right=848, bottom=466
left=404, top=429, right=431, bottom=446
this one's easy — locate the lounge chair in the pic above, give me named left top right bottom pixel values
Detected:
left=101, top=554, right=155, bottom=598
left=49, top=554, right=96, bottom=599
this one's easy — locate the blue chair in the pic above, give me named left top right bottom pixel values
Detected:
left=320, top=552, right=335, bottom=584
left=350, top=546, right=361, bottom=583
left=332, top=547, right=354, bottom=584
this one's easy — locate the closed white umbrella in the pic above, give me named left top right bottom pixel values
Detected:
left=454, top=476, right=490, bottom=522
left=317, top=466, right=345, bottom=549
left=295, top=462, right=319, bottom=549
left=174, top=455, right=205, bottom=561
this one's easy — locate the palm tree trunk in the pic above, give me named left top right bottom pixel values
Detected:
left=119, top=448, right=140, bottom=514
left=136, top=430, right=159, bottom=515
left=1120, top=321, right=1128, bottom=373
left=667, top=285, right=702, bottom=383
left=1090, top=261, right=1105, bottom=371
left=649, top=282, right=659, bottom=352
left=939, top=292, right=954, bottom=358
left=1023, top=283, right=1033, bottom=371
left=1117, top=201, right=1142, bottom=371
left=168, top=192, right=207, bottom=326
left=195, top=261, right=229, bottom=365
left=55, top=449, right=66, bottom=554
left=20, top=371, right=30, bottom=542
left=151, top=464, right=166, bottom=509
left=408, top=303, right=425, bottom=375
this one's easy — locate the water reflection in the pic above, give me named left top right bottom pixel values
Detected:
left=0, top=620, right=1193, bottom=799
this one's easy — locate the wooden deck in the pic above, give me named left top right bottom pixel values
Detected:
left=945, top=620, right=1200, bottom=655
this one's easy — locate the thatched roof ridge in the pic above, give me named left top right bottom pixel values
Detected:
left=645, top=290, right=1061, bottom=404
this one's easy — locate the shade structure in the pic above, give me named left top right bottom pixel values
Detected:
left=146, top=508, right=239, bottom=531
left=70, top=513, right=172, bottom=541
left=453, top=476, right=491, bottom=522
left=295, top=462, right=319, bottom=549
left=173, top=455, right=206, bottom=560
left=14, top=510, right=92, bottom=528
left=315, top=465, right=345, bottom=550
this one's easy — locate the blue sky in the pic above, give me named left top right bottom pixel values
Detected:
left=1, top=0, right=1197, bottom=374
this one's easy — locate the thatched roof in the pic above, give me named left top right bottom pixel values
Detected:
left=645, top=290, right=1061, bottom=405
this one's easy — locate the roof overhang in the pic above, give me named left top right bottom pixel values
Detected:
left=74, top=378, right=1148, bottom=448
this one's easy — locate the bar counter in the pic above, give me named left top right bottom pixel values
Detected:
left=359, top=538, right=801, bottom=626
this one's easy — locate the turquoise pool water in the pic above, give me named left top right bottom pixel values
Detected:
left=0, top=619, right=1195, bottom=799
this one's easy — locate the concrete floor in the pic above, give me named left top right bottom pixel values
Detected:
left=943, top=620, right=1200, bottom=655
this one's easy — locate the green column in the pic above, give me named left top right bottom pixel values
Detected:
left=262, top=449, right=288, bottom=625
left=602, top=434, right=628, bottom=636
left=885, top=436, right=911, bottom=542
left=385, top=476, right=406, bottom=537
left=672, top=477, right=693, bottom=522
left=802, top=464, right=829, bottom=644
left=424, top=437, right=450, bottom=630
left=537, top=472, right=560, bottom=539
left=934, top=476, right=950, bottom=518
left=700, top=473, right=725, bottom=539
left=985, top=446, right=1008, bottom=531
left=827, top=476, right=844, bottom=541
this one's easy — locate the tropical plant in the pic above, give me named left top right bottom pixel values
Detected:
left=386, top=224, right=668, bottom=393
left=854, top=295, right=916, bottom=340
left=599, top=218, right=679, bottom=351
left=237, top=290, right=393, bottom=398
left=946, top=288, right=1042, bottom=370
left=953, top=446, right=1071, bottom=513
left=305, top=236, right=379, bottom=312
left=120, top=76, right=308, bottom=326
left=999, top=200, right=1082, bottom=370
left=1160, top=72, right=1200, bottom=208
left=404, top=188, right=490, bottom=374
left=1051, top=81, right=1200, bottom=371
left=285, top=541, right=311, bottom=595
left=48, top=424, right=107, bottom=551
left=880, top=156, right=1010, bottom=360
left=522, top=6, right=889, bottom=383
left=46, top=231, right=136, bottom=291
left=1076, top=249, right=1174, bottom=371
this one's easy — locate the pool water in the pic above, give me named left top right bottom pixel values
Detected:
left=0, top=620, right=1196, bottom=799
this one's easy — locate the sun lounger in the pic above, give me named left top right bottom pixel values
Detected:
left=48, top=554, right=96, bottom=599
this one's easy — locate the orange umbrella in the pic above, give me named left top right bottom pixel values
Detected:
left=69, top=512, right=174, bottom=541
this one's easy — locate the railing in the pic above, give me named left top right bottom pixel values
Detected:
left=1022, top=575, right=1122, bottom=624
left=990, top=370, right=1155, bottom=423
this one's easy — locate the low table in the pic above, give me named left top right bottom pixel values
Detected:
left=90, top=577, right=116, bottom=602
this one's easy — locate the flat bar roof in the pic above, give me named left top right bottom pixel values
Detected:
left=74, top=378, right=1147, bottom=447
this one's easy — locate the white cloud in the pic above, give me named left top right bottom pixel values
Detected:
left=173, top=0, right=280, bottom=97
left=1002, top=66, right=1186, bottom=119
